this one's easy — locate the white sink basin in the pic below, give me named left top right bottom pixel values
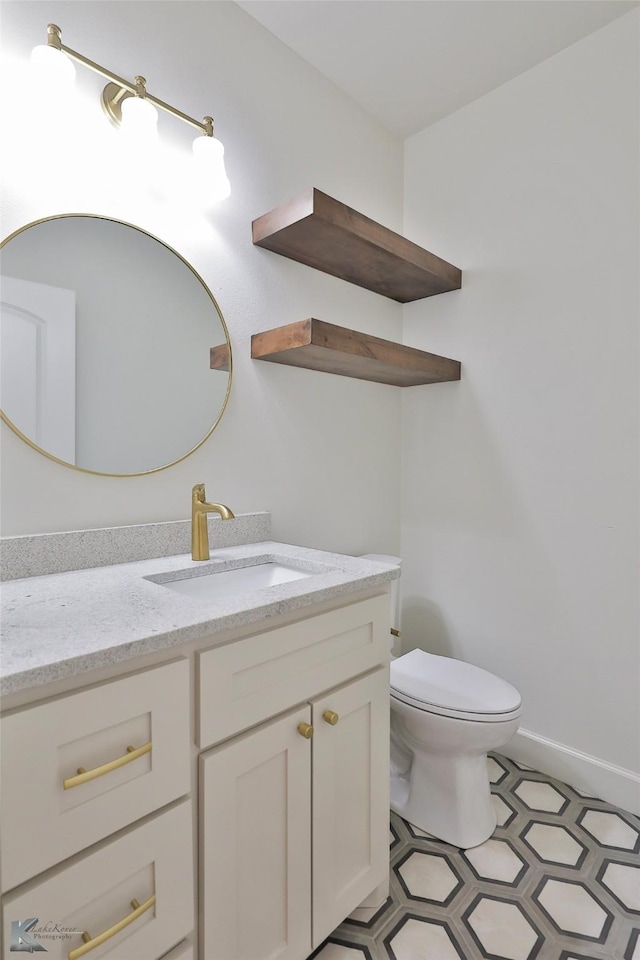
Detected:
left=154, top=561, right=312, bottom=601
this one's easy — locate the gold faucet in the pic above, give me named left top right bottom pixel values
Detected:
left=191, top=483, right=235, bottom=561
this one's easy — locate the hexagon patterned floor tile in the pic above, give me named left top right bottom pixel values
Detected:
left=521, top=822, right=588, bottom=868
left=597, top=861, right=640, bottom=914
left=463, top=837, right=528, bottom=886
left=384, top=915, right=467, bottom=960
left=488, top=755, right=510, bottom=784
left=463, top=894, right=543, bottom=959
left=533, top=877, right=614, bottom=940
left=312, top=940, right=373, bottom=960
left=493, top=792, right=518, bottom=828
left=558, top=953, right=603, bottom=960
left=513, top=777, right=571, bottom=814
left=395, top=849, right=463, bottom=905
left=317, top=754, right=640, bottom=960
left=578, top=809, right=640, bottom=853
left=389, top=821, right=401, bottom=852
left=625, top=929, right=640, bottom=959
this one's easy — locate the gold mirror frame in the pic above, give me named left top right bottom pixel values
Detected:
left=0, top=214, right=232, bottom=477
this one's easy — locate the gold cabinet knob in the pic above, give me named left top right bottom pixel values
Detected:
left=323, top=710, right=339, bottom=725
left=298, top=722, right=314, bottom=739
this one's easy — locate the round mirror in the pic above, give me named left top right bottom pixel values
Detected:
left=0, top=215, right=231, bottom=476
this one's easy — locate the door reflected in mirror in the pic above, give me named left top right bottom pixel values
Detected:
left=0, top=215, right=231, bottom=475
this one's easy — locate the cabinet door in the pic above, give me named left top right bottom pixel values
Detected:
left=311, top=667, right=390, bottom=948
left=200, top=705, right=312, bottom=960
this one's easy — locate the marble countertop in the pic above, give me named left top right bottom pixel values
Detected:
left=1, top=541, right=399, bottom=696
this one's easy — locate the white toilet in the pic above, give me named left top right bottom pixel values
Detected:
left=362, top=555, right=522, bottom=850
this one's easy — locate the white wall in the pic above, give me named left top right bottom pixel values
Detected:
left=0, top=0, right=403, bottom=556
left=402, top=12, right=639, bottom=805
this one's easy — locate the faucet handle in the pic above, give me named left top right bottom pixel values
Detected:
left=192, top=483, right=206, bottom=503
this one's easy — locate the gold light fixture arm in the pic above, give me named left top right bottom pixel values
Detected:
left=46, top=23, right=213, bottom=136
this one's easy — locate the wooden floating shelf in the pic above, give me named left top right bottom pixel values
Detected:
left=251, top=319, right=461, bottom=387
left=210, top=343, right=230, bottom=371
left=252, top=188, right=462, bottom=303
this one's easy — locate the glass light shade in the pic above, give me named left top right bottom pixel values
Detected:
left=30, top=44, right=76, bottom=90
left=192, top=135, right=231, bottom=203
left=120, top=95, right=158, bottom=143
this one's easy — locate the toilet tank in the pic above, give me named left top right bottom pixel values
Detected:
left=360, top=554, right=401, bottom=654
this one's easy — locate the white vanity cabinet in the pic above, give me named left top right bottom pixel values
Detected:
left=198, top=596, right=390, bottom=959
left=1, top=587, right=391, bottom=960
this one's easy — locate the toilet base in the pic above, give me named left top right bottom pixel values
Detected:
left=390, top=753, right=497, bottom=849
left=390, top=702, right=511, bottom=848
left=389, top=674, right=520, bottom=849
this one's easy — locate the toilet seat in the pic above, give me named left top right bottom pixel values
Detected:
left=390, top=649, right=522, bottom=723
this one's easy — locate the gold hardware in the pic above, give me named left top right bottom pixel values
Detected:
left=101, top=82, right=130, bottom=125
left=390, top=628, right=401, bottom=638
left=323, top=710, right=339, bottom=725
left=47, top=23, right=63, bottom=50
left=45, top=24, right=216, bottom=137
left=192, top=483, right=235, bottom=560
left=297, top=722, right=314, bottom=739
left=63, top=741, right=152, bottom=790
left=68, top=895, right=155, bottom=959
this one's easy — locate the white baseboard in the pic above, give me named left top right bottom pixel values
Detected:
left=500, top=728, right=640, bottom=816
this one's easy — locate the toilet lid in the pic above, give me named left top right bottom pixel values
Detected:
left=390, top=649, right=521, bottom=715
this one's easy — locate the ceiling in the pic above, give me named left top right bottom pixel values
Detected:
left=236, top=0, right=638, bottom=138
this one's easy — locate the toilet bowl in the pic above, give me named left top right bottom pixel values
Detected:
left=390, top=648, right=521, bottom=848
left=360, top=555, right=522, bottom=850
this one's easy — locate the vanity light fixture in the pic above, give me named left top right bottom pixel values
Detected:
left=31, top=24, right=230, bottom=202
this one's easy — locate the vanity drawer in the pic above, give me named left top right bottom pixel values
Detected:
left=1, top=659, right=190, bottom=891
left=2, top=799, right=194, bottom=960
left=198, top=594, right=388, bottom=747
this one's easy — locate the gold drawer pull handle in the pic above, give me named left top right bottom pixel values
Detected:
left=63, top=742, right=152, bottom=790
left=68, top=894, right=156, bottom=960
left=323, top=710, right=339, bottom=725
left=297, top=722, right=314, bottom=739
left=390, top=628, right=401, bottom=638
